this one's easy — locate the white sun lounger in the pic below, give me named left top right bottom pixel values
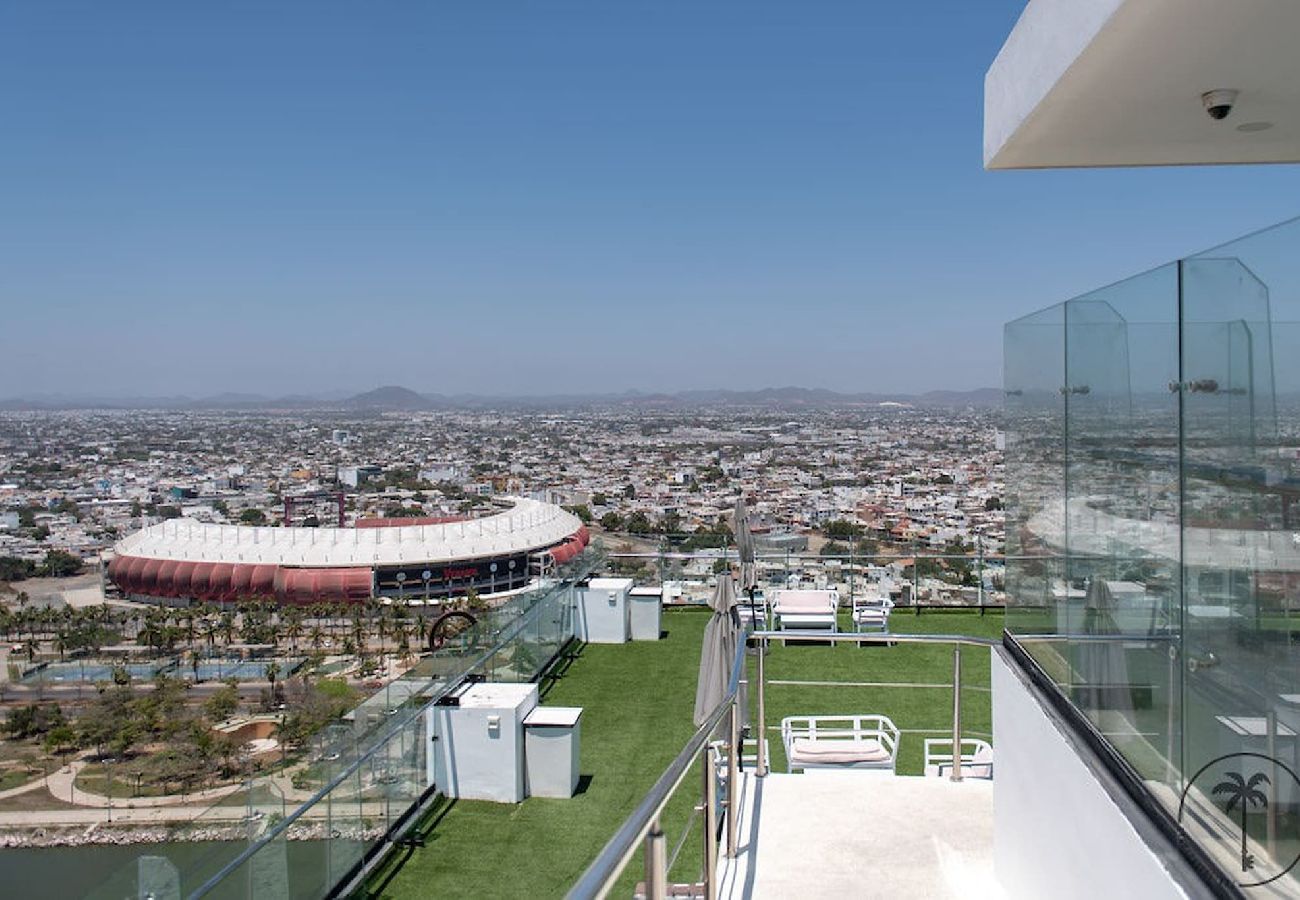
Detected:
left=781, top=715, right=900, bottom=773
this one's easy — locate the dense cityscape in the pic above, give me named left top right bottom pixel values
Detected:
left=0, top=401, right=1004, bottom=567
left=0, top=400, right=1003, bottom=865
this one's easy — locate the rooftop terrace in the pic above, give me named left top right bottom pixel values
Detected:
left=362, top=606, right=1003, bottom=898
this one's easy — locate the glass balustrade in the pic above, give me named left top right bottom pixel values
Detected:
left=1005, top=215, right=1300, bottom=890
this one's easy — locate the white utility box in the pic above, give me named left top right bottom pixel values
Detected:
left=428, top=682, right=538, bottom=803
left=629, top=586, right=663, bottom=641
left=523, top=706, right=583, bottom=798
left=576, top=577, right=633, bottom=643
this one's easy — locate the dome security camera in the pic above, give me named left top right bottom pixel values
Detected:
left=1202, top=89, right=1238, bottom=121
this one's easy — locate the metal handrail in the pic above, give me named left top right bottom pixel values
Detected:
left=568, top=634, right=748, bottom=900
left=749, top=630, right=998, bottom=647
left=604, top=551, right=1017, bottom=560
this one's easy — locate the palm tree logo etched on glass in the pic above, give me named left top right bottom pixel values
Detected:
left=1211, top=770, right=1270, bottom=873
left=1178, top=751, right=1300, bottom=889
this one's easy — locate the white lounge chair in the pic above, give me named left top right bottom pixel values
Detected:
left=923, top=738, right=993, bottom=779
left=851, top=595, right=894, bottom=634
left=770, top=589, right=838, bottom=636
left=780, top=715, right=900, bottom=773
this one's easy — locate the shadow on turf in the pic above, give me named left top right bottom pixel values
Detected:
left=538, top=640, right=585, bottom=701
left=361, top=795, right=459, bottom=899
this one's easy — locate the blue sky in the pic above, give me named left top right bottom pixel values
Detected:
left=3, top=2, right=1299, bottom=398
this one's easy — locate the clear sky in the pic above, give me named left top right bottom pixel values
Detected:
left=3, top=2, right=1300, bottom=399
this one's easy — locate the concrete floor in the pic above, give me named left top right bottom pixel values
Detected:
left=717, top=770, right=1004, bottom=900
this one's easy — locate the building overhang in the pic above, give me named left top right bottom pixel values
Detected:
left=984, top=0, right=1300, bottom=169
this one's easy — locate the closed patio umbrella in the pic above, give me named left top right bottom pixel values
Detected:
left=733, top=496, right=760, bottom=624
left=694, top=573, right=740, bottom=727
left=1079, top=578, right=1131, bottom=720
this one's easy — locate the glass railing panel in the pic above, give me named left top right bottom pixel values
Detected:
left=1064, top=267, right=1184, bottom=805
left=1004, top=302, right=1067, bottom=653
left=323, top=766, right=367, bottom=889
left=1180, top=242, right=1300, bottom=887
left=1189, top=214, right=1300, bottom=320
left=1004, top=217, right=1300, bottom=891
left=392, top=713, right=428, bottom=830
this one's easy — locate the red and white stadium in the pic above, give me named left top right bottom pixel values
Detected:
left=106, top=497, right=589, bottom=606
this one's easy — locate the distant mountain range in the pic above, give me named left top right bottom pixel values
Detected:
left=0, top=385, right=1002, bottom=412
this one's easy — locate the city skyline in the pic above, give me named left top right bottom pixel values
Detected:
left=0, top=382, right=1003, bottom=409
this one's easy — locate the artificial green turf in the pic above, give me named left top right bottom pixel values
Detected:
left=360, top=607, right=1003, bottom=900
left=362, top=609, right=710, bottom=900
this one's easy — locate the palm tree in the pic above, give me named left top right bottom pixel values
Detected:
left=265, top=660, right=281, bottom=698
left=377, top=608, right=391, bottom=658
left=307, top=602, right=327, bottom=643
left=220, top=612, right=236, bottom=648
left=284, top=608, right=304, bottom=653
left=1213, top=770, right=1270, bottom=872
left=201, top=615, right=219, bottom=650
left=182, top=609, right=197, bottom=653
left=394, top=620, right=412, bottom=663
left=139, top=611, right=159, bottom=655
left=352, top=610, right=367, bottom=655
left=38, top=607, right=57, bottom=643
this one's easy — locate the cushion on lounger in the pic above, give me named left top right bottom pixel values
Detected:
left=789, top=737, right=889, bottom=766
left=773, top=591, right=836, bottom=614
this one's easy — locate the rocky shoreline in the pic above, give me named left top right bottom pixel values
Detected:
left=0, top=822, right=385, bottom=849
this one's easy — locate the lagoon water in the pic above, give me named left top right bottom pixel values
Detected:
left=3, top=839, right=338, bottom=898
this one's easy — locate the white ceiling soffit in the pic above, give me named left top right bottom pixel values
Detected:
left=985, top=0, right=1300, bottom=169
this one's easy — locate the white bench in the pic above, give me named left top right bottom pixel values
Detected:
left=771, top=589, right=838, bottom=636
left=780, top=715, right=900, bottom=773
left=923, top=738, right=994, bottom=779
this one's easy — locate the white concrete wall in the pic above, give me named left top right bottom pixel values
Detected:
left=992, top=650, right=1194, bottom=900
left=983, top=0, right=1122, bottom=166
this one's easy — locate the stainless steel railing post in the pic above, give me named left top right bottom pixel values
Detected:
left=645, top=816, right=667, bottom=900
left=950, top=644, right=963, bottom=782
left=755, top=637, right=768, bottom=777
left=1268, top=709, right=1278, bottom=853
left=727, top=703, right=739, bottom=858
left=702, top=743, right=718, bottom=900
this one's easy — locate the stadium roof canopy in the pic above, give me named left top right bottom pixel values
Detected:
left=114, top=496, right=583, bottom=567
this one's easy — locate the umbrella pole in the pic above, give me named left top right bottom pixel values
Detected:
left=756, top=635, right=768, bottom=777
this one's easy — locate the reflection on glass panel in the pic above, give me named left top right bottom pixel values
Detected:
left=325, top=767, right=366, bottom=888
left=1005, top=217, right=1300, bottom=890
left=1004, top=302, right=1066, bottom=650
